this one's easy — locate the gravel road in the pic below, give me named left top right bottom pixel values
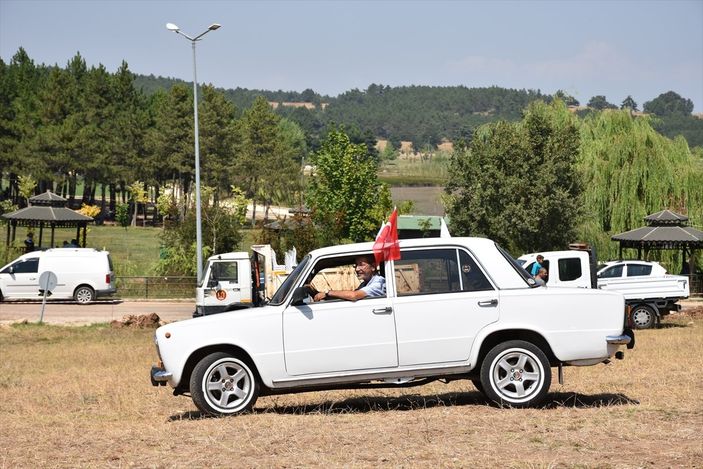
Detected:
left=0, top=300, right=195, bottom=325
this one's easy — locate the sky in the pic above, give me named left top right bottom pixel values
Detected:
left=1, top=0, right=702, bottom=112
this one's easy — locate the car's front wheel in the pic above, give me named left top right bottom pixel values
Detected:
left=190, top=352, right=259, bottom=416
left=480, top=340, right=551, bottom=408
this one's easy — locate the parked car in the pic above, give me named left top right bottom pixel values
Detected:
left=519, top=250, right=689, bottom=329
left=0, top=248, right=116, bottom=304
left=151, top=237, right=634, bottom=416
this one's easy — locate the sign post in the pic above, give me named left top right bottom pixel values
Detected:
left=38, top=271, right=58, bottom=324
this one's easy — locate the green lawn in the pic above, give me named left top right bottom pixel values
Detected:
left=5, top=225, right=262, bottom=276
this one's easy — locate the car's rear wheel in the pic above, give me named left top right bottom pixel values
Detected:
left=190, top=352, right=259, bottom=416
left=74, top=285, right=94, bottom=304
left=480, top=340, right=551, bottom=408
left=631, top=304, right=656, bottom=329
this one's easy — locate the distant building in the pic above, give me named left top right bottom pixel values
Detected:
left=397, top=215, right=450, bottom=239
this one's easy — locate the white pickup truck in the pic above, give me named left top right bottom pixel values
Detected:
left=195, top=245, right=295, bottom=317
left=151, top=237, right=634, bottom=416
left=519, top=249, right=689, bottom=329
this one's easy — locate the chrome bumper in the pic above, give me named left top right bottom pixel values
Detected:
left=607, top=328, right=636, bottom=349
left=150, top=365, right=172, bottom=386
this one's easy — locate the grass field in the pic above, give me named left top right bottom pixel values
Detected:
left=1, top=311, right=701, bottom=467
left=3, top=225, right=264, bottom=276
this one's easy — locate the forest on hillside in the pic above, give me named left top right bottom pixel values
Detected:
left=134, top=75, right=703, bottom=150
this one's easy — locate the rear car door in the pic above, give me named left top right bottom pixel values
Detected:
left=391, top=247, right=499, bottom=366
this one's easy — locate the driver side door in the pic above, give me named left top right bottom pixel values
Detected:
left=283, top=255, right=397, bottom=376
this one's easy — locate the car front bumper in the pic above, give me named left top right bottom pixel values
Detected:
left=150, top=364, right=172, bottom=386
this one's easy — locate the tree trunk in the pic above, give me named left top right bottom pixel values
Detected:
left=109, top=184, right=116, bottom=216
left=251, top=199, right=257, bottom=228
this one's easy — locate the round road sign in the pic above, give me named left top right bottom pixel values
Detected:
left=39, top=271, right=58, bottom=292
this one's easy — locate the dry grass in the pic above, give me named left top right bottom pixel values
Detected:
left=1, top=313, right=702, bottom=468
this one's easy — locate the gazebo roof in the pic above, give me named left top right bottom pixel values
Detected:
left=644, top=209, right=688, bottom=226
left=611, top=209, right=703, bottom=250
left=612, top=225, right=703, bottom=244
left=2, top=190, right=93, bottom=228
left=29, top=190, right=68, bottom=207
left=3, top=205, right=93, bottom=226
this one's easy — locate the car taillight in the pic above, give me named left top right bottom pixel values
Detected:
left=625, top=304, right=633, bottom=328
left=106, top=273, right=112, bottom=284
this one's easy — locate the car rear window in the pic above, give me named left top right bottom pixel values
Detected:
left=627, top=264, right=652, bottom=276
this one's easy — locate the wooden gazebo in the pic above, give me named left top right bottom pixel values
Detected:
left=2, top=191, right=94, bottom=249
left=611, top=209, right=703, bottom=274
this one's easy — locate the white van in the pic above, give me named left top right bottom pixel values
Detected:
left=0, top=248, right=116, bottom=303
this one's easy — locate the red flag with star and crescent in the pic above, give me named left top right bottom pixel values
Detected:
left=373, top=208, right=400, bottom=265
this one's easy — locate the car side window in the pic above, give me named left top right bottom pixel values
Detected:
left=208, top=261, right=238, bottom=287
left=558, top=258, right=582, bottom=281
left=459, top=250, right=494, bottom=291
left=395, top=248, right=485, bottom=296
left=627, top=264, right=652, bottom=277
left=10, top=258, right=39, bottom=274
left=599, top=265, right=623, bottom=278
left=304, top=254, right=384, bottom=300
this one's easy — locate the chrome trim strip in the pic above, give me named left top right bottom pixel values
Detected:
left=272, top=363, right=472, bottom=389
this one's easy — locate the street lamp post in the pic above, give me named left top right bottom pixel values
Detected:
left=166, top=22, right=221, bottom=284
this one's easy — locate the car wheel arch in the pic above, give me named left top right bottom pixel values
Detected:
left=474, top=329, right=558, bottom=369
left=179, top=344, right=263, bottom=395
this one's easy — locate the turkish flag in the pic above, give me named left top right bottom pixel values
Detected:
left=373, top=208, right=400, bottom=265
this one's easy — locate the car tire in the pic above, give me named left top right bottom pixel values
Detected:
left=190, top=352, right=259, bottom=417
left=480, top=340, right=551, bottom=408
left=631, top=304, right=656, bottom=329
left=74, top=285, right=94, bottom=304
left=471, top=378, right=485, bottom=395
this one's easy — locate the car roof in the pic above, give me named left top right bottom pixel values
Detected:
left=309, top=237, right=497, bottom=258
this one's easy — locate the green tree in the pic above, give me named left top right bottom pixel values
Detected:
left=128, top=181, right=148, bottom=227
left=145, top=85, right=194, bottom=220
left=553, top=90, right=579, bottom=107
left=587, top=95, right=616, bottom=110
left=236, top=96, right=300, bottom=225
left=620, top=95, right=638, bottom=111
left=445, top=100, right=582, bottom=254
left=577, top=110, right=703, bottom=267
left=198, top=84, right=238, bottom=196
left=306, top=128, right=393, bottom=244
left=643, top=91, right=694, bottom=116
left=156, top=185, right=247, bottom=275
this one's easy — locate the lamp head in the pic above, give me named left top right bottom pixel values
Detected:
left=166, top=23, right=180, bottom=32
left=208, top=23, right=221, bottom=31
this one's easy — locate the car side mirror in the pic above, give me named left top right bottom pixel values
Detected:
left=291, top=286, right=308, bottom=305
left=527, top=277, right=536, bottom=286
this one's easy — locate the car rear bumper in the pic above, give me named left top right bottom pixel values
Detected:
left=96, top=286, right=117, bottom=298
left=607, top=328, right=635, bottom=349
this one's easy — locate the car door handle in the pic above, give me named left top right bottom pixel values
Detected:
left=372, top=306, right=393, bottom=314
left=478, top=299, right=498, bottom=307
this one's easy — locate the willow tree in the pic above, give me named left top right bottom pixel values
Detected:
left=577, top=110, right=703, bottom=268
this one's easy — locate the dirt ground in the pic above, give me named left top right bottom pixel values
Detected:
left=0, top=302, right=701, bottom=467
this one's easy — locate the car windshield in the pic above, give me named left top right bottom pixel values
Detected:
left=496, top=244, right=535, bottom=285
left=198, top=260, right=213, bottom=287
left=269, top=254, right=311, bottom=305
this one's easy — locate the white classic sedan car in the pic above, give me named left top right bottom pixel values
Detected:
left=151, top=237, right=634, bottom=416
